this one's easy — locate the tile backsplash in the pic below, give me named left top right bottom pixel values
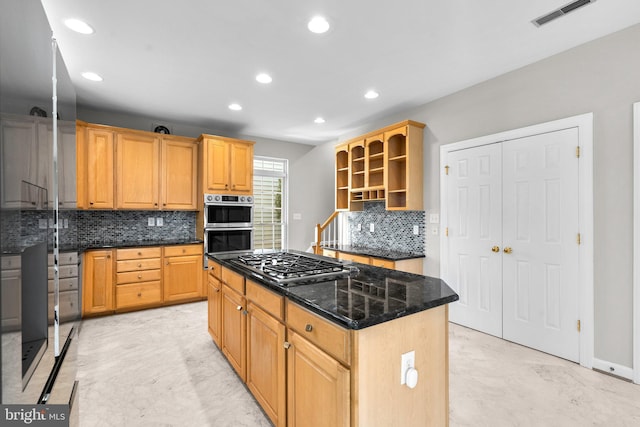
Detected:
left=5, top=210, right=196, bottom=249
left=347, top=202, right=425, bottom=254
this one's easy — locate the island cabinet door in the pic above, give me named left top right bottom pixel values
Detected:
left=221, top=284, right=247, bottom=381
left=286, top=330, right=350, bottom=427
left=246, top=302, right=286, bottom=427
left=207, top=274, right=222, bottom=348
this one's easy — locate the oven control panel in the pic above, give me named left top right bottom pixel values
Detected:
left=205, top=194, right=253, bottom=204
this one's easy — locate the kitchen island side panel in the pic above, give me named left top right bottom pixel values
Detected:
left=351, top=304, right=449, bottom=427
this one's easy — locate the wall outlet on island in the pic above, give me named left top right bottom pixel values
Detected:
left=148, top=217, right=155, bottom=227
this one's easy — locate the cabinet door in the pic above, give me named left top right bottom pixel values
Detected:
left=221, top=285, right=247, bottom=381
left=37, top=121, right=77, bottom=209
left=0, top=117, right=38, bottom=208
left=116, top=132, right=160, bottom=209
left=162, top=138, right=197, bottom=210
left=247, top=302, right=286, bottom=427
left=163, top=254, right=202, bottom=302
left=87, top=128, right=114, bottom=208
left=229, top=141, right=253, bottom=193
left=287, top=330, right=350, bottom=427
left=82, top=250, right=114, bottom=315
left=208, top=275, right=222, bottom=347
left=204, top=138, right=229, bottom=192
left=1, top=267, right=21, bottom=329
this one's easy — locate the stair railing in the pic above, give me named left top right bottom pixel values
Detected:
left=314, top=211, right=340, bottom=254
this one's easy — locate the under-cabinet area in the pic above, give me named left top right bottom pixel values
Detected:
left=82, top=243, right=204, bottom=316
left=207, top=255, right=457, bottom=427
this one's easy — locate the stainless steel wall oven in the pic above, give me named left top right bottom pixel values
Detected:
left=203, top=194, right=254, bottom=256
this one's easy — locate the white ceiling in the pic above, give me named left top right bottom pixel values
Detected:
left=40, top=0, right=640, bottom=145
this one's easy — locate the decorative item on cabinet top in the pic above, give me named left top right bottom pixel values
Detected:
left=334, top=119, right=425, bottom=212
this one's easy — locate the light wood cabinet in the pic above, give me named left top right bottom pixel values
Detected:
left=207, top=264, right=222, bottom=347
left=200, top=135, right=255, bottom=194
left=116, top=131, right=160, bottom=209
left=324, top=250, right=424, bottom=275
left=162, top=136, right=198, bottom=210
left=163, top=244, right=203, bottom=303
left=286, top=330, right=351, bottom=427
left=84, top=126, right=115, bottom=209
left=115, top=247, right=162, bottom=310
left=221, top=283, right=247, bottom=381
left=335, top=120, right=424, bottom=211
left=82, top=249, right=114, bottom=315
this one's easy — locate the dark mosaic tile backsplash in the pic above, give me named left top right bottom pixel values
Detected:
left=347, top=202, right=425, bottom=254
left=2, top=210, right=196, bottom=249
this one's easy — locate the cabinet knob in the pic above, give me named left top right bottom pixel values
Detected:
left=138, top=274, right=142, bottom=279
left=154, top=203, right=158, bottom=206
left=305, top=324, right=313, bottom=332
left=236, top=305, right=243, bottom=311
left=90, top=202, right=94, bottom=205
left=166, top=261, right=170, bottom=265
left=137, top=292, right=142, bottom=297
left=138, top=263, right=142, bottom=268
left=283, top=342, right=291, bottom=349
left=215, top=288, right=220, bottom=293
left=138, top=252, right=142, bottom=256
left=106, top=254, right=111, bottom=259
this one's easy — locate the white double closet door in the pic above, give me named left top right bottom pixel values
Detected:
left=445, top=128, right=580, bottom=362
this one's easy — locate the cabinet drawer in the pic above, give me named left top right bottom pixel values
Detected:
left=246, top=279, right=284, bottom=320
left=164, top=244, right=202, bottom=257
left=116, top=258, right=161, bottom=272
left=286, top=301, right=351, bottom=366
left=339, top=253, right=370, bottom=264
left=48, top=265, right=78, bottom=280
left=370, top=257, right=395, bottom=269
left=48, top=252, right=78, bottom=266
left=221, top=266, right=244, bottom=294
left=322, top=249, right=337, bottom=259
left=116, top=281, right=162, bottom=309
left=116, top=247, right=161, bottom=260
left=48, top=277, right=78, bottom=293
left=1, top=256, right=21, bottom=269
left=208, top=260, right=221, bottom=279
left=48, top=290, right=80, bottom=322
left=116, top=269, right=162, bottom=284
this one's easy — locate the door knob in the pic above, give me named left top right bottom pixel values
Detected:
left=503, top=247, right=513, bottom=254
left=491, top=246, right=500, bottom=253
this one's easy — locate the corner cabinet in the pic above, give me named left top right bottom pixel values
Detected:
left=199, top=135, right=255, bottom=195
left=335, top=120, right=424, bottom=211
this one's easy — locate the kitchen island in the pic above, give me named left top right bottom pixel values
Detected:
left=207, top=250, right=458, bottom=427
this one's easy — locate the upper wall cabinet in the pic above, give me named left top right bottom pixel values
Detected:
left=199, top=135, right=255, bottom=195
left=0, top=114, right=76, bottom=209
left=335, top=120, right=425, bottom=211
left=77, top=122, right=198, bottom=210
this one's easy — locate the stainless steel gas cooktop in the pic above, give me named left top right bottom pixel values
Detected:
left=229, top=251, right=351, bottom=285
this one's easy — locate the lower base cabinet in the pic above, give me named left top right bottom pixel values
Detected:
left=221, top=284, right=247, bottom=381
left=323, top=249, right=423, bottom=275
left=207, top=272, right=222, bottom=347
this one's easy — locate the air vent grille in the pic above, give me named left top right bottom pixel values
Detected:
left=532, top=0, right=597, bottom=27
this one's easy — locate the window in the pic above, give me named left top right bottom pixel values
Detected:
left=253, top=157, right=287, bottom=250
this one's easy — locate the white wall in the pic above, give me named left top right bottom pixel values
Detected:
left=321, top=23, right=640, bottom=368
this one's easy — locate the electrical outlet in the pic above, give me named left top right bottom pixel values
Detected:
left=148, top=217, right=155, bottom=226
left=413, top=225, right=419, bottom=235
left=64, top=219, right=69, bottom=229
left=369, top=223, right=375, bottom=233
left=156, top=217, right=164, bottom=226
left=400, top=351, right=415, bottom=385
left=431, top=226, right=439, bottom=235
left=357, top=223, right=362, bottom=231
left=48, top=218, right=54, bottom=228
left=39, top=219, right=47, bottom=229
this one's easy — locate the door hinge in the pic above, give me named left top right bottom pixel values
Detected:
left=577, top=320, right=581, bottom=332
left=445, top=227, right=449, bottom=237
left=577, top=233, right=581, bottom=245
left=576, top=146, right=580, bottom=158
left=444, top=165, right=450, bottom=175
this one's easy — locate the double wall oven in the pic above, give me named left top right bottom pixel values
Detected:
left=204, top=194, right=254, bottom=256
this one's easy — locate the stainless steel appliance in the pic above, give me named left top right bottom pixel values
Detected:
left=229, top=251, right=351, bottom=285
left=203, top=194, right=254, bottom=257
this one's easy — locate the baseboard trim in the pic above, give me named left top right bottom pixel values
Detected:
left=592, top=358, right=634, bottom=382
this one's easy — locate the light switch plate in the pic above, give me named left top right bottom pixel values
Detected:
left=148, top=217, right=155, bottom=226
left=39, top=219, right=47, bottom=229
left=429, top=213, right=440, bottom=224
left=413, top=225, right=419, bottom=235
left=369, top=223, right=375, bottom=233
left=156, top=217, right=164, bottom=226
left=293, top=213, right=302, bottom=220
left=357, top=224, right=362, bottom=231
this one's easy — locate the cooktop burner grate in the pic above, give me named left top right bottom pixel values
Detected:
left=232, top=252, right=349, bottom=284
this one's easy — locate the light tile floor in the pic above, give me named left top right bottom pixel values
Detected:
left=77, top=301, right=640, bottom=426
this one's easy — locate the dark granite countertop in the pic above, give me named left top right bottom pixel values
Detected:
left=320, top=244, right=425, bottom=261
left=3, top=240, right=203, bottom=255
left=209, top=250, right=458, bottom=330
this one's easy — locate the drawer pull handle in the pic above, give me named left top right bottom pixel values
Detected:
left=137, top=263, right=142, bottom=268
left=236, top=305, right=243, bottom=311
left=283, top=342, right=291, bottom=349
left=138, top=252, right=142, bottom=256
left=138, top=275, right=142, bottom=279
left=215, top=288, right=220, bottom=293
left=137, top=292, right=142, bottom=297
left=305, top=324, right=313, bottom=332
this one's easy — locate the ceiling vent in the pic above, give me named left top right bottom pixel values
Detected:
left=532, top=0, right=597, bottom=27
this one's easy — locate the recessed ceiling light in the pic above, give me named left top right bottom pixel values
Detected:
left=256, top=73, right=272, bottom=84
left=81, top=72, right=103, bottom=82
left=314, top=117, right=326, bottom=124
left=308, top=16, right=330, bottom=34
left=228, top=103, right=242, bottom=111
left=364, top=90, right=379, bottom=99
left=64, top=18, right=94, bottom=35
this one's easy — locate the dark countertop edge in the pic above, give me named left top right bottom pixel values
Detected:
left=207, top=253, right=457, bottom=331
left=321, top=245, right=425, bottom=261
left=0, top=240, right=203, bottom=255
